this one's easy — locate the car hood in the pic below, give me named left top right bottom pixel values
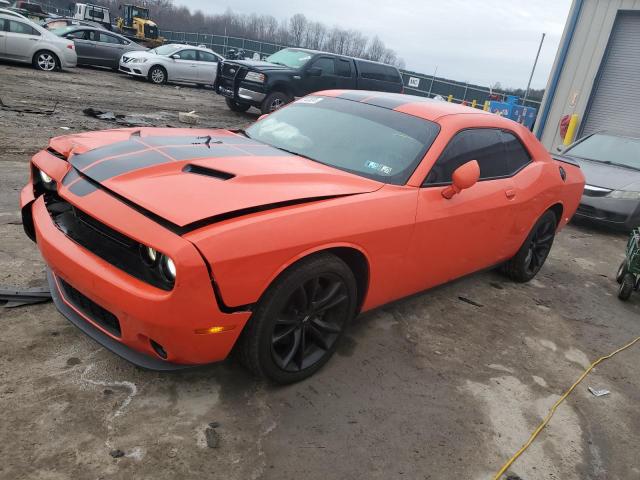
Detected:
left=225, top=59, right=295, bottom=72
left=566, top=155, right=640, bottom=190
left=50, top=128, right=383, bottom=230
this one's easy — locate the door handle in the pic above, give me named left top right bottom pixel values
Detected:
left=505, top=189, right=517, bottom=199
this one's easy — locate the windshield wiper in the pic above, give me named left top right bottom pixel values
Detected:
left=273, top=146, right=316, bottom=162
left=232, top=129, right=250, bottom=138
left=269, top=61, right=288, bottom=67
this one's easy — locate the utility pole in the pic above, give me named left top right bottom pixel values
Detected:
left=523, top=32, right=546, bottom=105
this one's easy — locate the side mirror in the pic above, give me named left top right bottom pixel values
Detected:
left=258, top=114, right=269, bottom=121
left=441, top=160, right=480, bottom=199
left=171, top=54, right=180, bottom=59
left=307, top=67, right=321, bottom=77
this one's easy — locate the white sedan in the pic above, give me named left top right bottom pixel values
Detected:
left=0, top=11, right=77, bottom=71
left=119, top=43, right=223, bottom=86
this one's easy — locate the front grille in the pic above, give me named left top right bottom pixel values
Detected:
left=144, top=24, right=158, bottom=39
left=45, top=192, right=174, bottom=290
left=58, top=277, right=121, bottom=337
left=219, top=62, right=246, bottom=89
left=576, top=204, right=627, bottom=222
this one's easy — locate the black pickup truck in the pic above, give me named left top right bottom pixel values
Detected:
left=214, top=48, right=404, bottom=114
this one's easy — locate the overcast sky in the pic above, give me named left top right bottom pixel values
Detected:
left=179, top=0, right=572, bottom=89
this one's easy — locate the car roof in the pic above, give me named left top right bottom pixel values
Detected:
left=0, top=8, right=27, bottom=18
left=164, top=43, right=217, bottom=53
left=280, top=47, right=399, bottom=68
left=317, top=90, right=497, bottom=122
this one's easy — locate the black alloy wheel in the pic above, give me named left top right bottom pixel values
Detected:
left=271, top=274, right=349, bottom=372
left=504, top=210, right=557, bottom=282
left=238, top=253, right=357, bottom=384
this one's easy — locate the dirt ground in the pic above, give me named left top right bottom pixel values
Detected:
left=1, top=63, right=639, bottom=480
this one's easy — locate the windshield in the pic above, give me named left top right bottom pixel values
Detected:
left=566, top=133, right=640, bottom=170
left=151, top=44, right=181, bottom=56
left=51, top=26, right=75, bottom=35
left=265, top=48, right=313, bottom=68
left=131, top=8, right=149, bottom=19
left=245, top=96, right=440, bottom=185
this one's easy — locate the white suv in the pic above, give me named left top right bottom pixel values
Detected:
left=0, top=12, right=77, bottom=71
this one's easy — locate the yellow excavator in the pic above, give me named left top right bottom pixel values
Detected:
left=115, top=4, right=164, bottom=48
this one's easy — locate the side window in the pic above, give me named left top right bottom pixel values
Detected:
left=67, top=30, right=88, bottom=40
left=311, top=57, right=335, bottom=76
left=198, top=51, right=218, bottom=62
left=176, top=49, right=198, bottom=61
left=357, top=61, right=400, bottom=82
left=501, top=131, right=531, bottom=174
left=336, top=59, right=352, bottom=77
left=8, top=20, right=39, bottom=36
left=424, top=129, right=507, bottom=185
left=98, top=33, right=120, bottom=44
left=0, top=20, right=7, bottom=32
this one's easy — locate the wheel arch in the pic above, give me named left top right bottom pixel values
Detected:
left=269, top=82, right=293, bottom=98
left=259, top=243, right=371, bottom=314
left=32, top=49, right=59, bottom=69
left=148, top=64, right=168, bottom=80
left=547, top=202, right=564, bottom=229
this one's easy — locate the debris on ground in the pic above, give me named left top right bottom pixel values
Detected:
left=0, top=96, right=58, bottom=115
left=109, top=449, right=125, bottom=458
left=588, top=387, right=610, bottom=397
left=83, top=107, right=153, bottom=127
left=205, top=425, right=220, bottom=448
left=0, top=286, right=51, bottom=308
left=458, top=296, right=484, bottom=307
left=179, top=110, right=200, bottom=125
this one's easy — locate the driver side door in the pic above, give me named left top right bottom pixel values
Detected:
left=407, top=128, right=519, bottom=290
left=303, top=56, right=339, bottom=94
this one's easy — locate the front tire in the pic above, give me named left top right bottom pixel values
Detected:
left=148, top=65, right=167, bottom=84
left=260, top=91, right=291, bottom=114
left=33, top=51, right=59, bottom=72
left=225, top=98, right=251, bottom=112
left=238, top=253, right=357, bottom=384
left=504, top=211, right=557, bottom=283
left=616, top=260, right=627, bottom=284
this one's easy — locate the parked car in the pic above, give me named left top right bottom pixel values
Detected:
left=0, top=11, right=77, bottom=71
left=0, top=6, right=26, bottom=20
left=42, top=17, right=106, bottom=31
left=10, top=1, right=47, bottom=21
left=557, top=131, right=640, bottom=230
left=214, top=47, right=405, bottom=114
left=20, top=92, right=584, bottom=383
left=0, top=0, right=10, bottom=6
left=53, top=25, right=145, bottom=69
left=119, top=43, right=223, bottom=86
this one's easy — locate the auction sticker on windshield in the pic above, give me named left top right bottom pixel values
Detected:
left=365, top=161, right=393, bottom=175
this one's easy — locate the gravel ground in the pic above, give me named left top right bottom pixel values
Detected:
left=1, top=62, right=639, bottom=480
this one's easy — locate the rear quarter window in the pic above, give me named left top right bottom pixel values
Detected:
left=356, top=61, right=401, bottom=83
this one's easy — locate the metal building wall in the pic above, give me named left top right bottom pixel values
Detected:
left=535, top=0, right=640, bottom=150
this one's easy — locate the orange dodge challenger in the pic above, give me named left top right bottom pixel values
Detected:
left=21, top=91, right=584, bottom=383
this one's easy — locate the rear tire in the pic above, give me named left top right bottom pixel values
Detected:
left=237, top=253, right=357, bottom=384
left=616, top=261, right=627, bottom=284
left=225, top=98, right=251, bottom=112
left=148, top=65, right=167, bottom=84
left=504, top=211, right=557, bottom=283
left=33, top=50, right=59, bottom=72
left=618, top=273, right=635, bottom=300
left=261, top=91, right=291, bottom=114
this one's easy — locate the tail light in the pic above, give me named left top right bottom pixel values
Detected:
left=67, top=44, right=74, bottom=50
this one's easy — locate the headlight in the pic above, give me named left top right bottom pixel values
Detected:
left=140, top=245, right=158, bottom=265
left=132, top=58, right=148, bottom=63
left=161, top=255, right=176, bottom=281
left=244, top=71, right=265, bottom=83
left=607, top=190, right=640, bottom=200
left=36, top=167, right=56, bottom=192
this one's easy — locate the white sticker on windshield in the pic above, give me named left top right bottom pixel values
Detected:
left=300, top=55, right=312, bottom=60
left=365, top=161, right=393, bottom=175
left=297, top=97, right=323, bottom=104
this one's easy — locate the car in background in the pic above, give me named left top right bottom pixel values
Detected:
left=21, top=92, right=584, bottom=383
left=54, top=25, right=145, bottom=70
left=0, top=0, right=10, bottom=6
left=10, top=1, right=47, bottom=21
left=215, top=47, right=405, bottom=114
left=0, top=11, right=76, bottom=71
left=0, top=6, right=26, bottom=19
left=119, top=43, right=223, bottom=86
left=557, top=131, right=640, bottom=230
left=42, top=17, right=106, bottom=31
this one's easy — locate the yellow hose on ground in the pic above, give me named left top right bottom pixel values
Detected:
left=493, top=335, right=640, bottom=480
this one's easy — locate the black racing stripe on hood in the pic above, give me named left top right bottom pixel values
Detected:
left=83, top=151, right=170, bottom=182
left=62, top=168, right=80, bottom=186
left=337, top=91, right=372, bottom=102
left=365, top=96, right=411, bottom=109
left=71, top=139, right=148, bottom=169
left=161, top=145, right=249, bottom=160
left=68, top=175, right=98, bottom=197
